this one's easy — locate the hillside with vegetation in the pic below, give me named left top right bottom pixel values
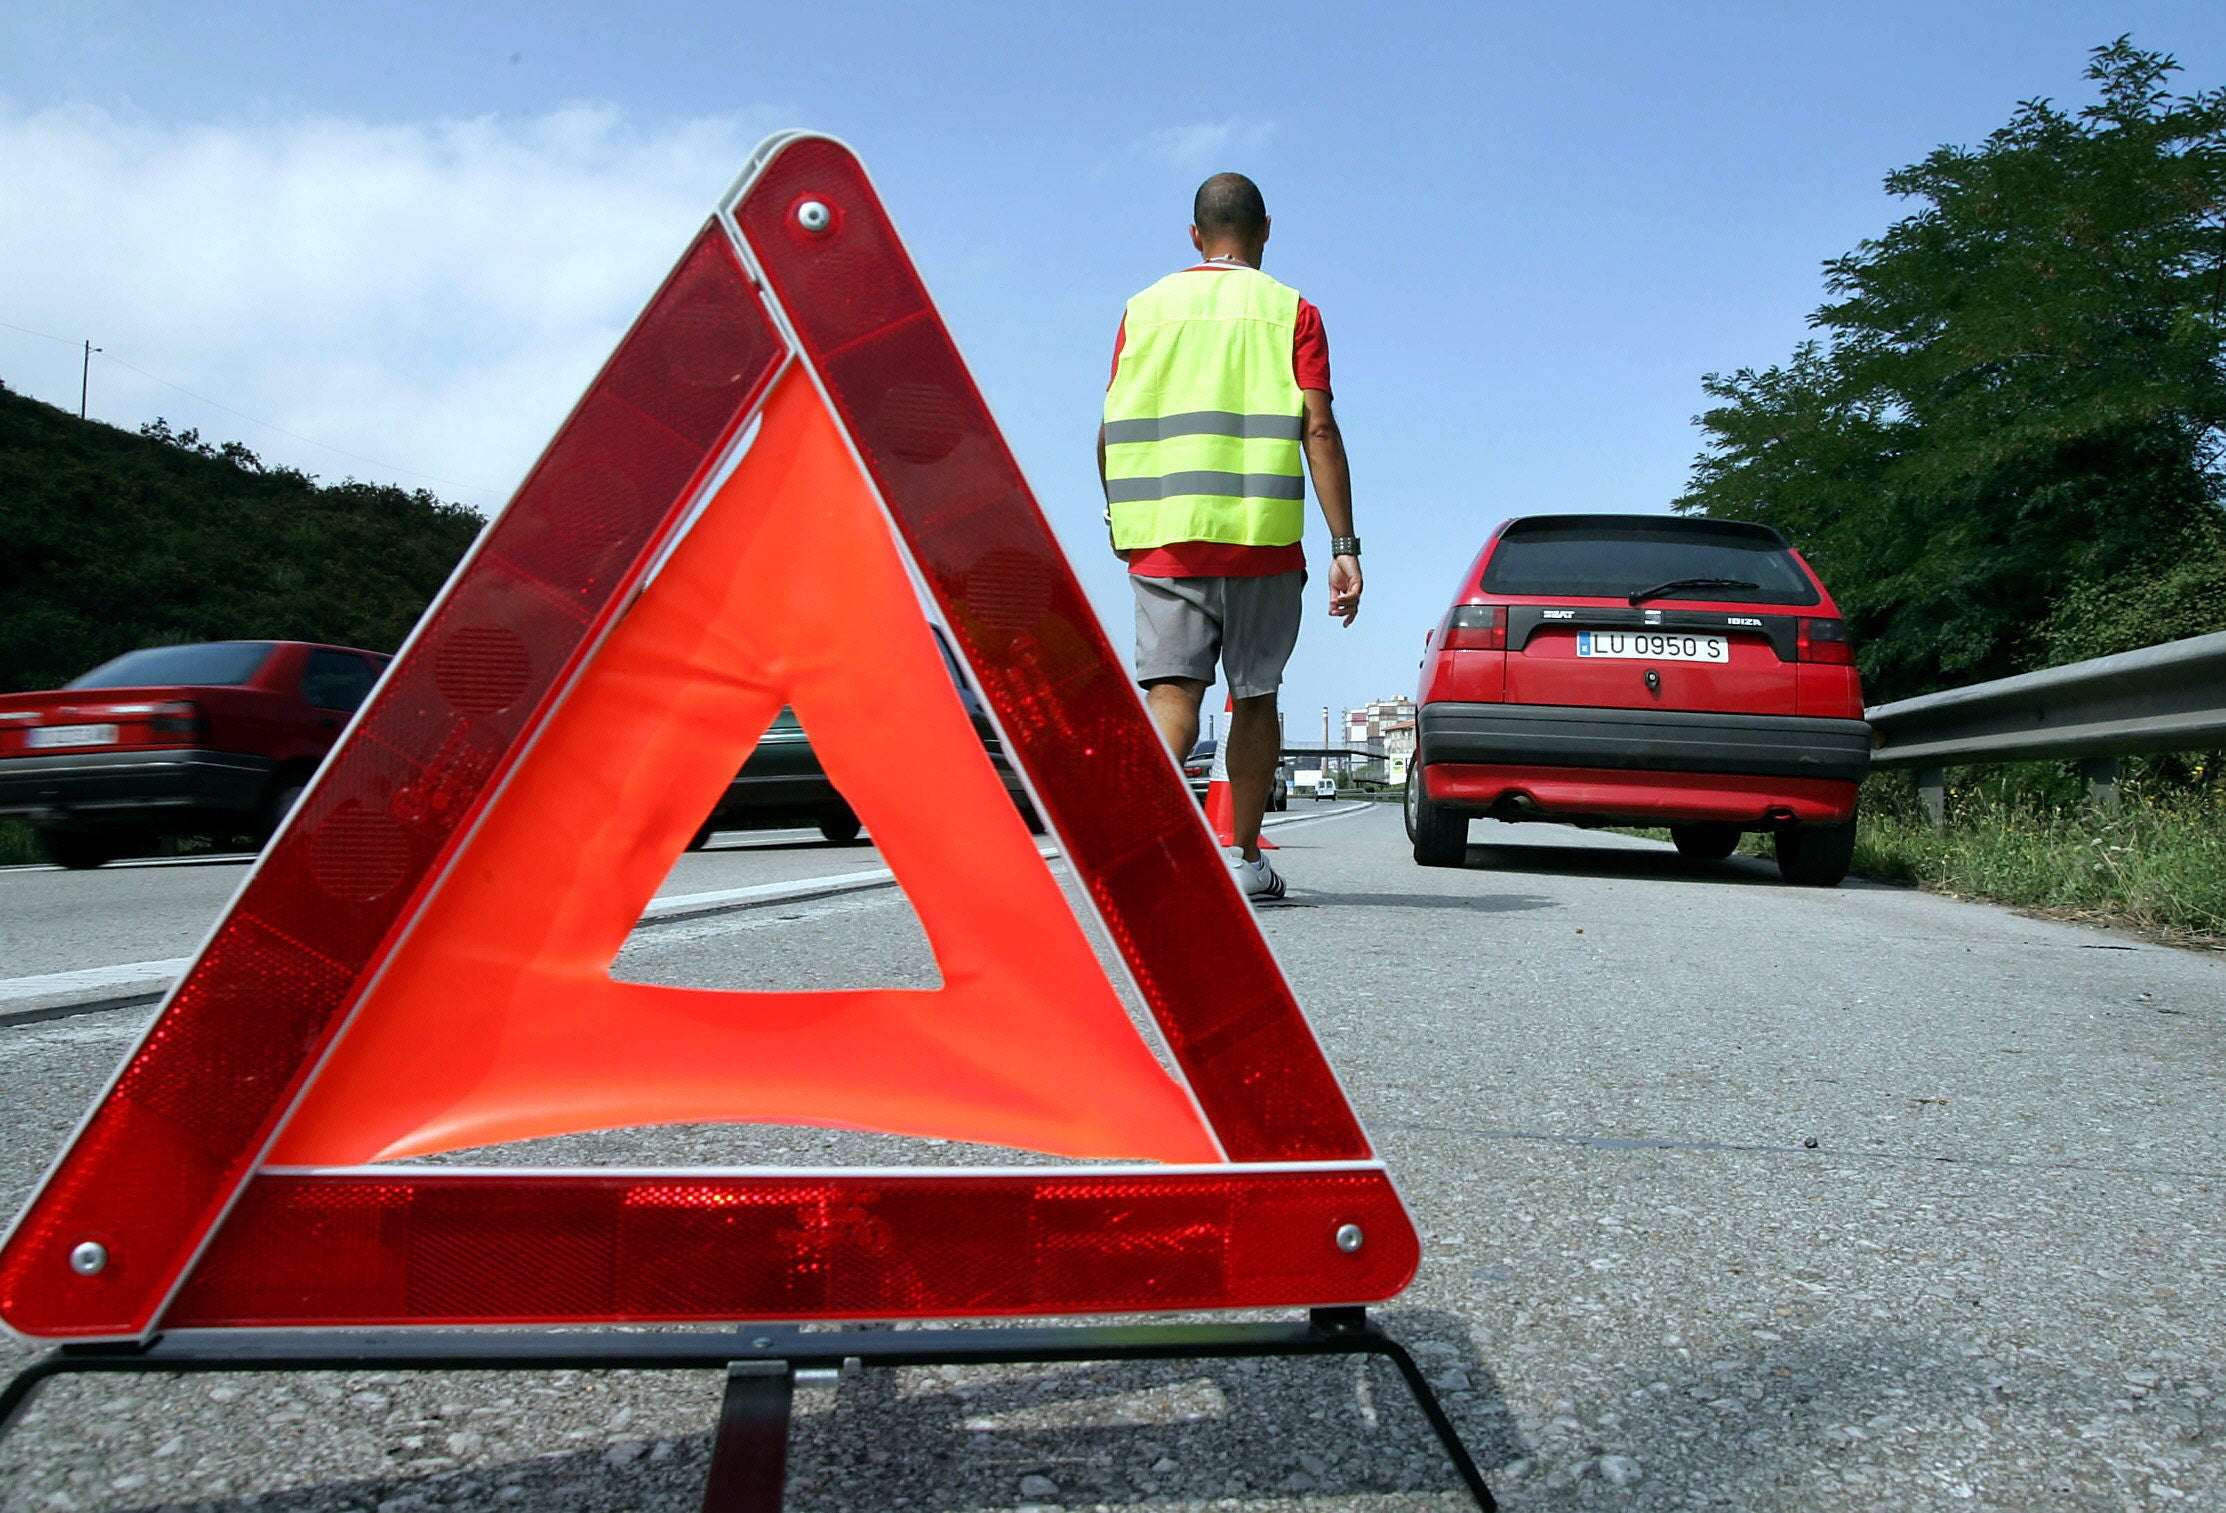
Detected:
left=0, top=381, right=482, bottom=693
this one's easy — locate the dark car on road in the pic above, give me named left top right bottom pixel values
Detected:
left=1406, top=514, right=1870, bottom=885
left=1179, top=739, right=1288, bottom=811
left=0, top=640, right=388, bottom=868
left=690, top=629, right=1041, bottom=847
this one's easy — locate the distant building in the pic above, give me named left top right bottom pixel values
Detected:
left=1382, top=718, right=1416, bottom=784
left=1340, top=697, right=1417, bottom=785
left=1343, top=696, right=1416, bottom=745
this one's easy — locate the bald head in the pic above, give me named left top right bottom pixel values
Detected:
left=1192, top=173, right=1269, bottom=244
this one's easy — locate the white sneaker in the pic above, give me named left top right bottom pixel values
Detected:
left=1230, top=850, right=1287, bottom=901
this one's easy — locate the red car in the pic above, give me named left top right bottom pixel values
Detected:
left=1407, top=514, right=1870, bottom=885
left=0, top=640, right=387, bottom=868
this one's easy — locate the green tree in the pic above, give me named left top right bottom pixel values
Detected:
left=1678, top=38, right=2226, bottom=700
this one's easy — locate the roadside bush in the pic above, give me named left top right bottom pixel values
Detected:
left=0, top=818, right=38, bottom=867
left=2039, top=518, right=2226, bottom=664
left=1856, top=763, right=2226, bottom=937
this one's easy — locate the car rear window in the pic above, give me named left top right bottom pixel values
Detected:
left=1481, top=518, right=1820, bottom=605
left=67, top=642, right=276, bottom=689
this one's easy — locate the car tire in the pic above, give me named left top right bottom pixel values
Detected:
left=1406, top=765, right=1468, bottom=868
left=35, top=827, right=133, bottom=870
left=1775, top=819, right=1856, bottom=887
left=1670, top=822, right=1741, bottom=861
left=686, top=820, right=716, bottom=852
left=260, top=779, right=308, bottom=848
left=818, top=808, right=863, bottom=845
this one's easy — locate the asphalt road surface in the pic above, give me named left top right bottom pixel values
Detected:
left=0, top=804, right=2219, bottom=1511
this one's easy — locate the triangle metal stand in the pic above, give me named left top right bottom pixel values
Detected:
left=0, top=1307, right=1492, bottom=1510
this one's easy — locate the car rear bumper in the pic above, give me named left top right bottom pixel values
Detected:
left=1419, top=702, right=1871, bottom=784
left=0, top=749, right=275, bottom=824
left=1425, top=763, right=1858, bottom=826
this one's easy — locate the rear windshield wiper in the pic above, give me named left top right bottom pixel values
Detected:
left=1628, top=577, right=1758, bottom=606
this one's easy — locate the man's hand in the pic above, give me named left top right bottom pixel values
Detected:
left=1328, top=553, right=1362, bottom=625
left=1301, top=391, right=1359, bottom=624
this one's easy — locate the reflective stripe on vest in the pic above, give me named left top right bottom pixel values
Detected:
left=1102, top=268, right=1306, bottom=551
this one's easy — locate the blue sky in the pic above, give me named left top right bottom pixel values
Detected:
left=5, top=2, right=2224, bottom=732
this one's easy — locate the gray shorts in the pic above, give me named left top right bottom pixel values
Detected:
left=1132, top=570, right=1305, bottom=698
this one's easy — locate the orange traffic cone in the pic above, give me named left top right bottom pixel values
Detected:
left=1203, top=692, right=1276, bottom=850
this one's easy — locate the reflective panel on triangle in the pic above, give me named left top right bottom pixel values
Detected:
left=266, top=372, right=1220, bottom=1169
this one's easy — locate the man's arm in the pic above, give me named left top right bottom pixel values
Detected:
left=1302, top=388, right=1361, bottom=625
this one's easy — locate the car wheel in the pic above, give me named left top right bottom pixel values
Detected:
left=1775, top=819, right=1855, bottom=887
left=1670, top=822, right=1741, bottom=861
left=818, top=807, right=863, bottom=845
left=259, top=779, right=308, bottom=848
left=35, top=827, right=132, bottom=870
left=1406, top=766, right=1468, bottom=868
left=686, top=820, right=716, bottom=852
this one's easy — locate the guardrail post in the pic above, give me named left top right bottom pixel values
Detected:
left=2079, top=756, right=2121, bottom=815
left=1915, top=766, right=1947, bottom=831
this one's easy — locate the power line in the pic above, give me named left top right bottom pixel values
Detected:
left=95, top=352, right=500, bottom=498
left=0, top=318, right=75, bottom=345
left=0, top=318, right=501, bottom=499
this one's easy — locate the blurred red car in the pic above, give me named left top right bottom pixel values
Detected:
left=0, top=640, right=386, bottom=868
left=1407, top=514, right=1870, bottom=885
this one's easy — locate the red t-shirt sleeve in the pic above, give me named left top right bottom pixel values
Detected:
left=1108, top=315, right=1126, bottom=389
left=1293, top=299, right=1331, bottom=395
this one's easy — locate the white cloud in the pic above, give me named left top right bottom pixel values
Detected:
left=0, top=100, right=791, bottom=503
left=1138, top=119, right=1276, bottom=174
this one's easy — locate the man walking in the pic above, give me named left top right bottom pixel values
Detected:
left=1100, top=172, right=1361, bottom=899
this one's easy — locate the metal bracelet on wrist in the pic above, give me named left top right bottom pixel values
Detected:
left=1329, top=535, right=1361, bottom=558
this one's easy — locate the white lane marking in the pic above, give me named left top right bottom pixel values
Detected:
left=0, top=958, right=192, bottom=1005
left=2, top=807, right=1378, bottom=1008
left=643, top=867, right=897, bottom=920
left=0, top=852, right=257, bottom=875
left=1258, top=802, right=1375, bottom=833
left=1, top=867, right=907, bottom=1008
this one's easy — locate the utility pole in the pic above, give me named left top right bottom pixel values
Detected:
left=1321, top=706, right=1330, bottom=751
left=79, top=340, right=101, bottom=420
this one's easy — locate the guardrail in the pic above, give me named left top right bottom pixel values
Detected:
left=1866, top=630, right=2226, bottom=824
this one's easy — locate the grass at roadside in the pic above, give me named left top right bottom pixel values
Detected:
left=1851, top=775, right=2225, bottom=940
left=0, top=818, right=38, bottom=866
left=1613, top=763, right=2224, bottom=942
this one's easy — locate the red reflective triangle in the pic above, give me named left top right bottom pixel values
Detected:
left=0, top=134, right=1417, bottom=1340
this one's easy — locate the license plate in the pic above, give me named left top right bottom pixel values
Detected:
left=1576, top=630, right=1729, bottom=663
left=26, top=723, right=119, bottom=749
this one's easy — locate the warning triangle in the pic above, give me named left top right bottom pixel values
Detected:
left=0, top=133, right=1417, bottom=1341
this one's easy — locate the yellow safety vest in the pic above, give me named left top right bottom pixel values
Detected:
left=1102, top=267, right=1306, bottom=551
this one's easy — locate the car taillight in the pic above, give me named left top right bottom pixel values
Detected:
left=1797, top=618, right=1855, bottom=665
left=152, top=700, right=204, bottom=740
left=1183, top=763, right=1208, bottom=777
left=1441, top=604, right=1506, bottom=651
